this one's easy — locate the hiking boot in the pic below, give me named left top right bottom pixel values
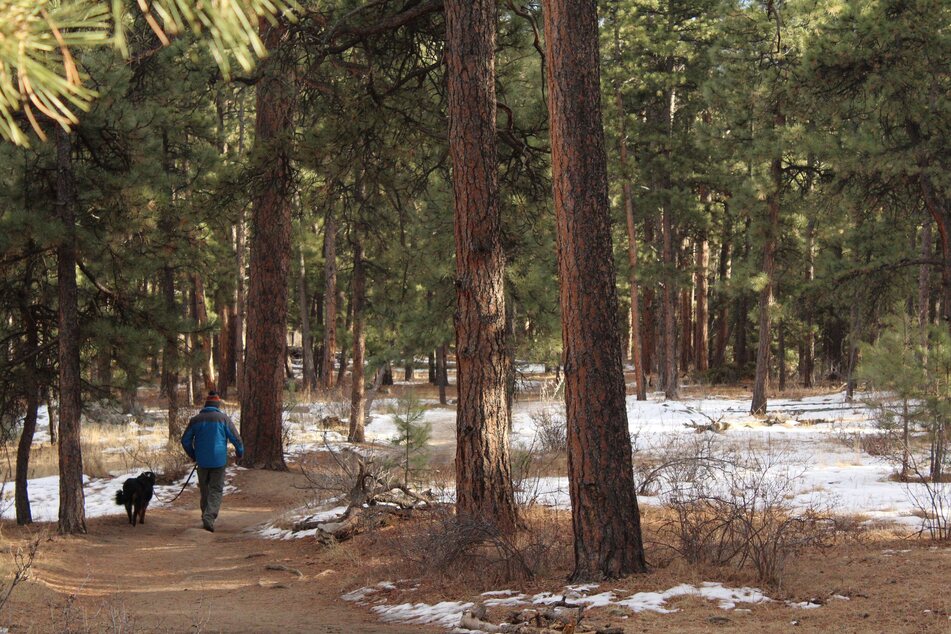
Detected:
left=202, top=520, right=215, bottom=532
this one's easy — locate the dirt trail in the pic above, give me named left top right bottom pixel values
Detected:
left=1, top=465, right=437, bottom=633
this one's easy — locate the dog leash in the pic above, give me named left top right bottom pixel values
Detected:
left=162, top=464, right=198, bottom=504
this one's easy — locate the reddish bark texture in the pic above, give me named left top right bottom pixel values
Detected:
left=240, top=17, right=295, bottom=470
left=55, top=128, right=86, bottom=534
left=542, top=0, right=646, bottom=581
left=320, top=212, right=338, bottom=390
left=349, top=235, right=366, bottom=444
left=751, top=150, right=783, bottom=415
left=616, top=91, right=646, bottom=401
left=446, top=0, right=518, bottom=533
left=695, top=231, right=709, bottom=373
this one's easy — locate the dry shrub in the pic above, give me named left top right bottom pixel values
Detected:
left=393, top=506, right=572, bottom=586
left=530, top=408, right=566, bottom=454
left=649, top=441, right=837, bottom=588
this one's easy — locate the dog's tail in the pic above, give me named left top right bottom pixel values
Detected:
left=115, top=490, right=126, bottom=505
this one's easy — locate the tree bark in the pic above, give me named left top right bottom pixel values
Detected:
left=919, top=217, right=932, bottom=339
left=751, top=119, right=783, bottom=415
left=437, top=343, right=448, bottom=405
left=778, top=320, right=786, bottom=392
left=298, top=241, right=317, bottom=392
left=800, top=216, right=816, bottom=387
left=615, top=89, right=646, bottom=401
left=661, top=197, right=678, bottom=399
left=446, top=0, right=518, bottom=533
left=192, top=274, right=215, bottom=393
left=55, top=127, right=86, bottom=535
left=160, top=133, right=181, bottom=439
left=543, top=0, right=646, bottom=580
left=695, top=226, right=710, bottom=374
left=240, top=17, right=295, bottom=471
left=348, top=233, right=367, bottom=443
left=320, top=210, right=338, bottom=390
left=15, top=272, right=39, bottom=525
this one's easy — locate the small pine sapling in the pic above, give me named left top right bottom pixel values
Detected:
left=389, top=394, right=431, bottom=488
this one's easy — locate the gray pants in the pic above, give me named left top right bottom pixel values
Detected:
left=197, top=466, right=226, bottom=528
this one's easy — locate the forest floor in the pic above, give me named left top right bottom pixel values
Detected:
left=1, top=384, right=950, bottom=632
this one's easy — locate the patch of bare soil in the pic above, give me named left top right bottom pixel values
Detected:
left=341, top=509, right=951, bottom=634
left=2, top=456, right=949, bottom=634
left=0, top=463, right=438, bottom=633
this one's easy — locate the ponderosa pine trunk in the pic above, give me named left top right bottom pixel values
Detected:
left=751, top=137, right=783, bottom=415
left=695, top=226, right=710, bottom=374
left=543, top=0, right=646, bottom=581
left=919, top=218, right=932, bottom=358
left=661, top=197, right=678, bottom=399
left=192, top=274, right=215, bottom=393
left=800, top=216, right=816, bottom=388
left=615, top=89, right=646, bottom=401
left=437, top=343, right=448, bottom=406
left=15, top=274, right=39, bottom=525
left=660, top=71, right=679, bottom=399
left=446, top=0, right=518, bottom=533
left=349, top=233, right=367, bottom=443
left=55, top=127, right=86, bottom=535
left=240, top=17, right=295, bottom=471
left=160, top=133, right=181, bottom=439
left=298, top=241, right=316, bottom=392
left=712, top=222, right=730, bottom=369
left=320, top=210, right=338, bottom=390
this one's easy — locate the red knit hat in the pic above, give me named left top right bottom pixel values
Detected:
left=205, top=391, right=222, bottom=404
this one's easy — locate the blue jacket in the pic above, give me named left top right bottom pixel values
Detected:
left=181, top=406, right=244, bottom=469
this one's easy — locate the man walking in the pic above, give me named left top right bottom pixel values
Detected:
left=181, top=391, right=244, bottom=532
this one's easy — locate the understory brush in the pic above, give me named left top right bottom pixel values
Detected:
left=391, top=505, right=573, bottom=587
left=641, top=435, right=837, bottom=588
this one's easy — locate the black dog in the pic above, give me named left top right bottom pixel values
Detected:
left=115, top=472, right=156, bottom=526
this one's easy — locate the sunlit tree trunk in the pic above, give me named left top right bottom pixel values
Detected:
left=298, top=241, right=316, bottom=392
left=348, top=232, right=366, bottom=443
left=543, top=0, right=646, bottom=581
left=615, top=89, right=646, bottom=401
left=446, top=0, right=518, bottom=532
left=751, top=114, right=784, bottom=415
left=240, top=17, right=294, bottom=470
left=55, top=127, right=86, bottom=534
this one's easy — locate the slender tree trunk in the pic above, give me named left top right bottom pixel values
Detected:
left=55, top=127, right=86, bottom=535
left=15, top=278, right=39, bottom=525
left=778, top=320, right=786, bottom=392
left=712, top=211, right=731, bottom=370
left=543, top=0, right=646, bottom=580
left=800, top=217, right=816, bottom=388
left=298, top=242, right=316, bottom=392
left=446, top=0, right=518, bottom=533
left=920, top=217, right=932, bottom=346
left=437, top=343, right=448, bottom=406
left=428, top=351, right=437, bottom=384
left=240, top=17, right=295, bottom=471
left=695, top=227, right=710, bottom=374
left=192, top=274, right=215, bottom=392
left=661, top=200, right=678, bottom=398
left=233, top=224, right=245, bottom=397
left=216, top=296, right=231, bottom=397
left=846, top=302, right=860, bottom=401
left=751, top=123, right=783, bottom=415
left=348, top=234, right=366, bottom=443
left=679, top=267, right=692, bottom=374
left=47, top=391, right=57, bottom=446
left=160, top=134, right=181, bottom=439
left=320, top=210, right=338, bottom=390
left=615, top=90, right=646, bottom=400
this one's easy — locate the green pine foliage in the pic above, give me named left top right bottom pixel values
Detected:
left=388, top=394, right=431, bottom=488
